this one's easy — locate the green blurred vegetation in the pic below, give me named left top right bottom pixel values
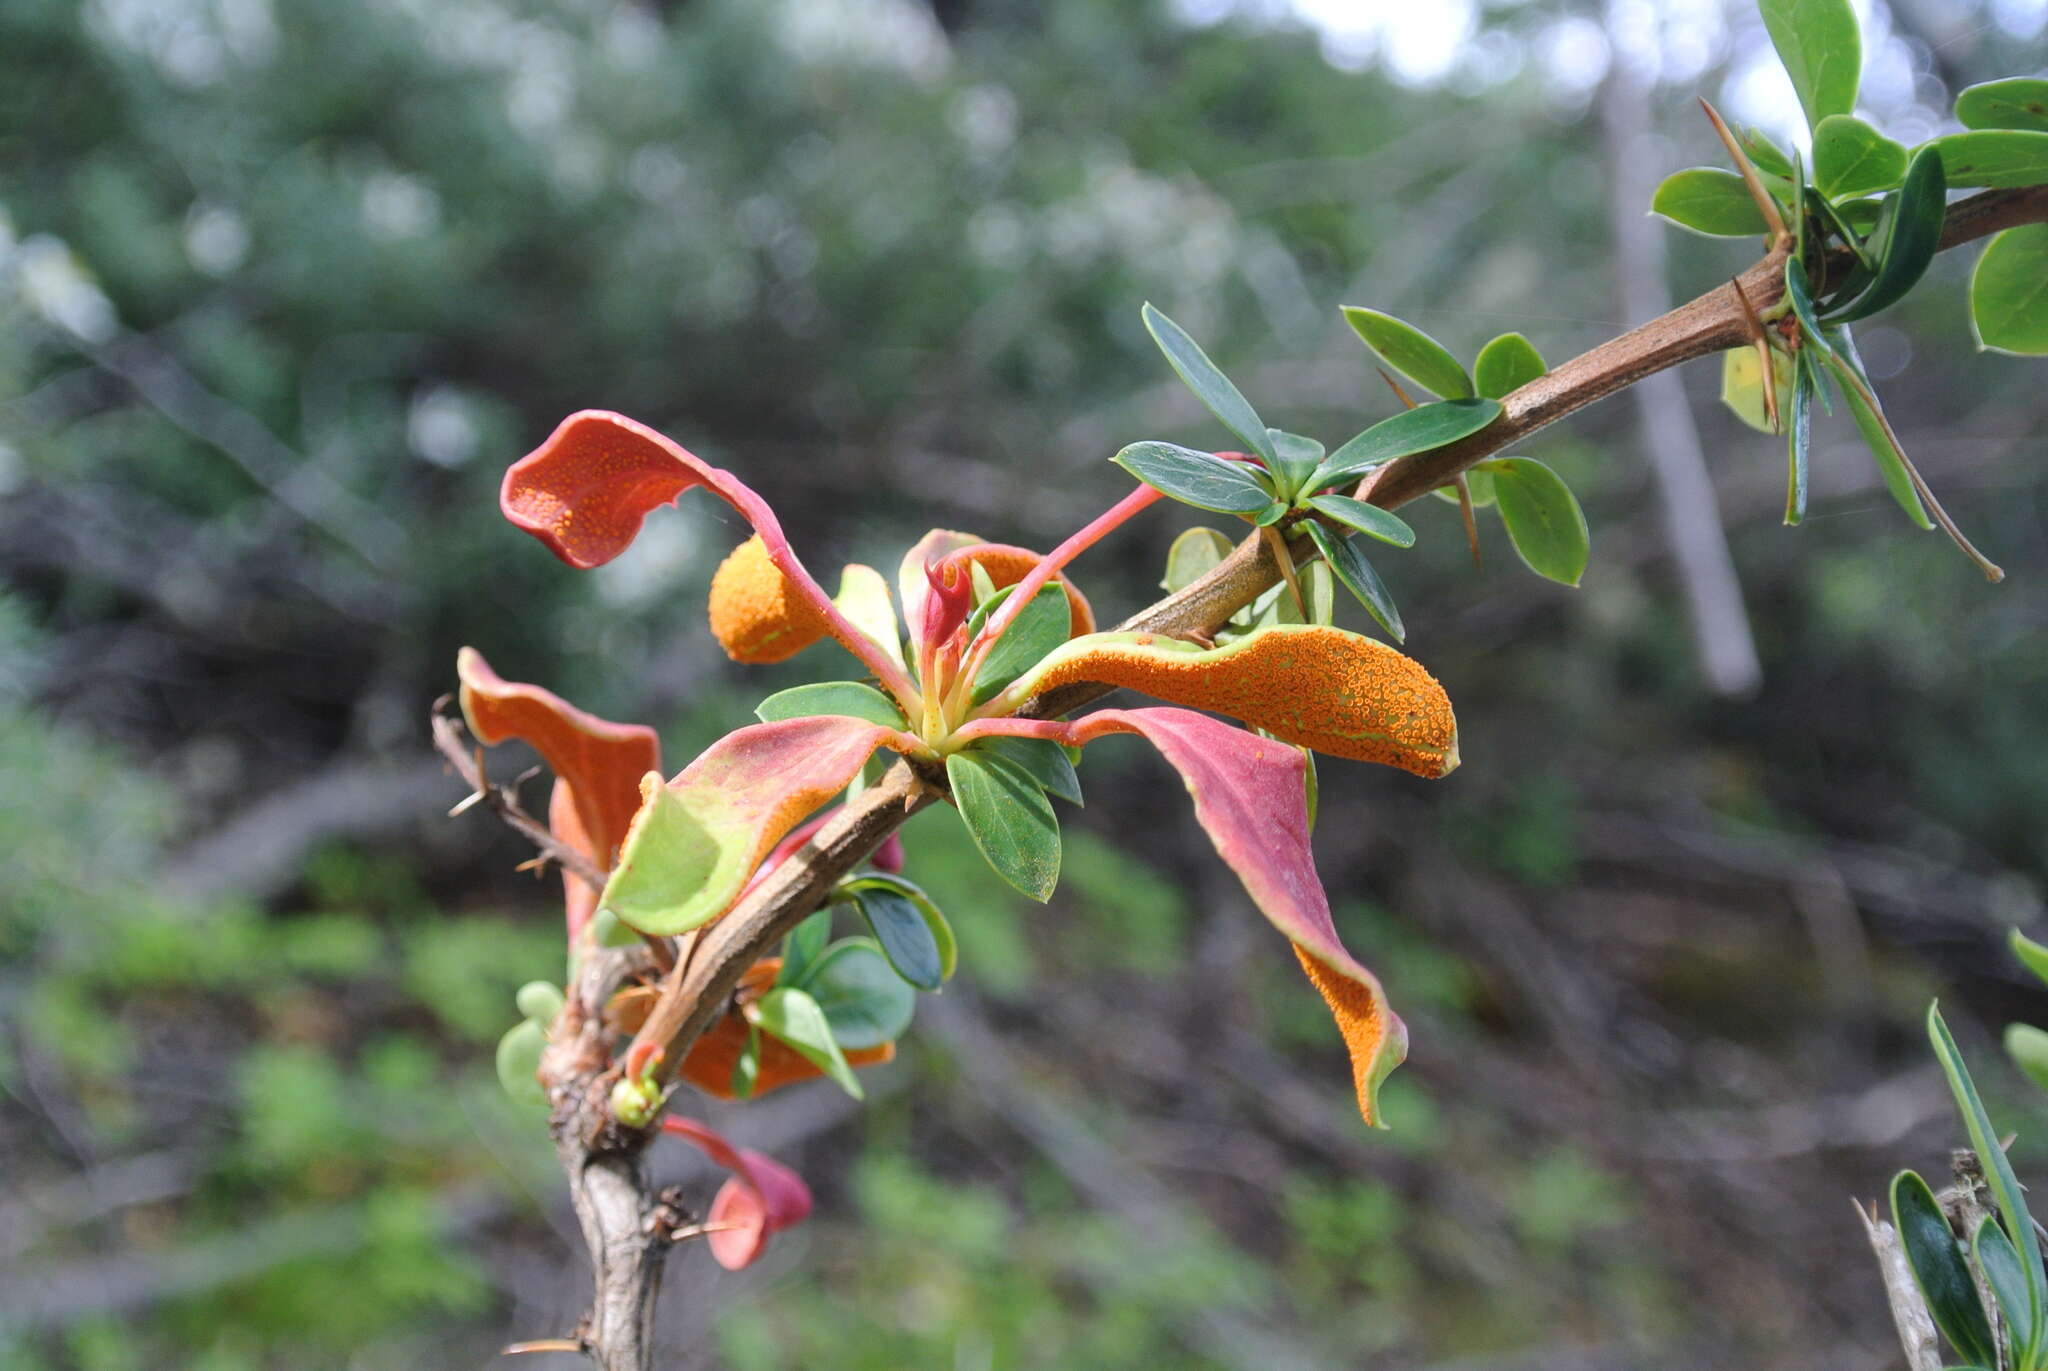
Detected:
left=4, top=0, right=2048, bottom=1367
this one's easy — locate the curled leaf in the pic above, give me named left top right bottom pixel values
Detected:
left=660, top=1115, right=815, bottom=1270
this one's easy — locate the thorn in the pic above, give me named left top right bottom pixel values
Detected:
left=512, top=764, right=543, bottom=787
left=447, top=789, right=487, bottom=818
left=1455, top=475, right=1483, bottom=570
left=1260, top=523, right=1307, bottom=618
left=515, top=855, right=552, bottom=877
left=1375, top=366, right=1418, bottom=411
left=1729, top=275, right=1781, bottom=433
left=1699, top=97, right=1789, bottom=248
left=502, top=1339, right=585, bottom=1356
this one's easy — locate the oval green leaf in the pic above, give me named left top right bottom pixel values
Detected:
left=1971, top=224, right=2048, bottom=356
left=970, top=734, right=1082, bottom=805
left=515, top=980, right=565, bottom=1024
left=756, top=681, right=907, bottom=727
left=1485, top=457, right=1589, bottom=586
left=1266, top=429, right=1326, bottom=495
left=750, top=985, right=862, bottom=1098
left=1141, top=302, right=1276, bottom=464
left=1760, top=0, right=1861, bottom=130
left=778, top=907, right=833, bottom=988
left=1651, top=167, right=1773, bottom=237
left=946, top=750, right=1061, bottom=902
left=1474, top=332, right=1546, bottom=400
left=1314, top=398, right=1501, bottom=486
left=849, top=884, right=954, bottom=990
left=1303, top=520, right=1403, bottom=642
left=971, top=583, right=1073, bottom=705
left=1956, top=77, right=2048, bottom=133
left=495, top=1018, right=547, bottom=1110
left=1113, top=441, right=1276, bottom=515
left=1812, top=114, right=1907, bottom=198
left=1306, top=493, right=1416, bottom=548
left=805, top=938, right=917, bottom=1048
left=1829, top=146, right=1945, bottom=324
left=1161, top=526, right=1234, bottom=592
left=1924, top=129, right=2048, bottom=188
left=1891, top=1169, right=1997, bottom=1367
left=2008, top=1023, right=2048, bottom=1094
left=1340, top=307, right=1473, bottom=399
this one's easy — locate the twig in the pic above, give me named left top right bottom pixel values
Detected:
left=429, top=698, right=606, bottom=893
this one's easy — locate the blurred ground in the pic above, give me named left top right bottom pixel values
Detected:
left=4, top=1, right=2048, bottom=1367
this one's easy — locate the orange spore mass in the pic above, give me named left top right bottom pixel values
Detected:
left=708, top=535, right=831, bottom=664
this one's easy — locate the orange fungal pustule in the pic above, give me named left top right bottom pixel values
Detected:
left=709, top=534, right=833, bottom=664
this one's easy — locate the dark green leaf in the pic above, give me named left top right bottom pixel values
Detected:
left=1925, top=129, right=2048, bottom=188
left=805, top=938, right=916, bottom=1049
left=779, top=908, right=833, bottom=988
left=1973, top=1216, right=2032, bottom=1347
left=1340, top=307, right=1474, bottom=398
left=1141, top=302, right=1276, bottom=464
left=852, top=887, right=949, bottom=990
left=1650, top=168, right=1773, bottom=237
left=752, top=985, right=862, bottom=1097
left=1956, top=78, right=2048, bottom=134
left=730, top=1025, right=760, bottom=1099
left=756, top=681, right=906, bottom=727
left=1252, top=500, right=1290, bottom=526
left=1817, top=333, right=1933, bottom=528
left=2012, top=928, right=2048, bottom=990
left=971, top=583, right=1072, bottom=705
left=1782, top=257, right=1836, bottom=362
left=1266, top=429, right=1325, bottom=494
left=1314, top=398, right=1502, bottom=485
left=1760, top=0, right=1862, bottom=130
left=1304, top=520, right=1403, bottom=642
left=972, top=735, right=1082, bottom=805
left=1307, top=493, right=1416, bottom=548
left=946, top=751, right=1061, bottom=901
left=1929, top=1004, right=2046, bottom=1353
left=1813, top=114, right=1906, bottom=198
left=1473, top=332, right=1546, bottom=400
left=1784, top=356, right=1812, bottom=526
left=495, top=1018, right=547, bottom=1110
left=1113, top=441, right=1276, bottom=515
left=1829, top=146, right=1945, bottom=323
left=2007, top=1024, right=2048, bottom=1093
left=1160, top=526, right=1235, bottom=592
left=963, top=582, right=1017, bottom=644
left=1486, top=457, right=1589, bottom=586
left=1971, top=224, right=2048, bottom=356
left=1892, top=1170, right=1997, bottom=1367
left=846, top=873, right=957, bottom=980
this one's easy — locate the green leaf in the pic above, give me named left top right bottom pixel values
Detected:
left=1313, top=398, right=1502, bottom=485
left=495, top=1018, right=547, bottom=1110
left=1829, top=146, right=1945, bottom=323
left=1818, top=330, right=1933, bottom=529
left=1719, top=346, right=1791, bottom=434
left=515, top=981, right=564, bottom=1024
left=1956, top=78, right=2048, bottom=134
left=1266, top=429, right=1326, bottom=495
left=1971, top=224, right=2048, bottom=356
left=1650, top=168, right=1773, bottom=237
left=1760, top=0, right=1862, bottom=130
left=834, top=563, right=906, bottom=673
left=1307, top=493, right=1416, bottom=548
left=971, top=583, right=1072, bottom=705
left=1340, top=307, right=1473, bottom=399
left=1929, top=1003, right=2046, bottom=1354
left=1782, top=257, right=1836, bottom=363
left=852, top=887, right=947, bottom=990
left=1252, top=500, right=1290, bottom=527
left=1113, top=441, right=1276, bottom=515
left=1141, top=302, right=1276, bottom=464
left=1485, top=457, right=1589, bottom=586
left=2012, top=928, right=2048, bottom=989
left=946, top=751, right=1061, bottom=901
left=2007, top=1023, right=2048, bottom=1093
left=1784, top=355, right=1812, bottom=526
left=805, top=938, right=917, bottom=1049
left=1892, top=1170, right=1998, bottom=1368
left=1473, top=332, right=1546, bottom=400
left=1161, top=526, right=1235, bottom=591
left=1924, top=129, right=2048, bottom=188
left=779, top=908, right=833, bottom=988
left=1741, top=125, right=1797, bottom=179
left=846, top=873, right=957, bottom=983
left=1303, top=520, right=1403, bottom=642
left=730, top=1025, right=760, bottom=1100
left=756, top=681, right=907, bottom=727
left=962, top=582, right=1017, bottom=645
left=971, top=735, right=1082, bottom=805
left=1813, top=114, right=1907, bottom=199
left=751, top=985, right=863, bottom=1097
left=1253, top=558, right=1336, bottom=630
left=1974, top=1215, right=2033, bottom=1347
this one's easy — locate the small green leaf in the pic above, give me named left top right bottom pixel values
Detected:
left=1473, top=332, right=1546, bottom=400
left=1740, top=125, right=1797, bottom=179
left=1924, top=129, right=2048, bottom=188
left=1971, top=224, right=2048, bottom=356
left=730, top=1025, right=761, bottom=1099
left=846, top=873, right=957, bottom=983
left=971, top=735, right=1082, bottom=805
left=495, top=1018, right=547, bottom=1110
left=1892, top=1170, right=1998, bottom=1368
left=1485, top=457, right=1589, bottom=586
left=962, top=583, right=1017, bottom=645
left=1720, top=347, right=1791, bottom=434
left=1817, top=331, right=1932, bottom=529
left=1314, top=398, right=1502, bottom=485
left=1650, top=168, right=1773, bottom=237
left=1161, top=526, right=1235, bottom=591
left=1811, top=114, right=1906, bottom=199
left=1252, top=500, right=1289, bottom=527
left=971, top=583, right=1072, bottom=705
left=515, top=981, right=564, bottom=1024
left=1956, top=78, right=2048, bottom=134
left=1784, top=356, right=1812, bottom=525
left=1929, top=1003, right=2046, bottom=1352
left=1340, top=307, right=1474, bottom=398
left=1141, top=303, right=1277, bottom=464
left=1829, top=146, right=1945, bottom=323
left=2012, top=928, right=2048, bottom=989
left=805, top=938, right=917, bottom=1049
left=1760, top=0, right=1862, bottom=130
left=1307, top=493, right=1416, bottom=548
left=751, top=986, right=862, bottom=1098
left=1256, top=558, right=1336, bottom=629
left=756, top=681, right=907, bottom=727
left=1428, top=467, right=1498, bottom=509
left=834, top=563, right=906, bottom=673
left=1782, top=258, right=1836, bottom=363
left=2007, top=1023, right=2048, bottom=1093
left=853, top=887, right=947, bottom=991
left=779, top=908, right=833, bottom=988
left=946, top=751, right=1061, bottom=902
left=1266, top=429, right=1326, bottom=495
left=1973, top=1216, right=2033, bottom=1345
left=1113, top=441, right=1276, bottom=515
left=1304, top=520, right=1403, bottom=642
left=968, top=560, right=999, bottom=606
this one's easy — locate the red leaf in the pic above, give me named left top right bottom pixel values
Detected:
left=660, top=1115, right=815, bottom=1270
left=897, top=530, right=1096, bottom=656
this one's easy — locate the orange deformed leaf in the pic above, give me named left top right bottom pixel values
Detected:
left=956, top=707, right=1407, bottom=1126
left=897, top=530, right=1095, bottom=654
left=994, top=625, right=1458, bottom=778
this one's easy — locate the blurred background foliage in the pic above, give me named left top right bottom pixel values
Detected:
left=3, top=0, right=2048, bottom=1366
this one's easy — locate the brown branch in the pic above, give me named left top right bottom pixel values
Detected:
left=429, top=697, right=607, bottom=893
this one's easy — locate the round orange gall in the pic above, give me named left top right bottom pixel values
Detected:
left=708, top=535, right=830, bottom=664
